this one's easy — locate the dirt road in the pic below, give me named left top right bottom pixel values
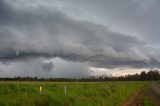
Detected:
left=122, top=82, right=160, bottom=106
left=122, top=89, right=143, bottom=106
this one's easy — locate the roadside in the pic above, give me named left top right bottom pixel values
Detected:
left=122, top=81, right=160, bottom=106
left=147, top=82, right=160, bottom=106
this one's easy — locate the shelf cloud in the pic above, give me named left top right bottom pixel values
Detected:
left=0, top=0, right=160, bottom=77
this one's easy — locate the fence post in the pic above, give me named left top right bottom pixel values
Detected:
left=64, top=85, right=67, bottom=95
left=40, top=86, right=42, bottom=94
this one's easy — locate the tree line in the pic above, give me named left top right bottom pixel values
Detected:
left=0, top=70, right=159, bottom=81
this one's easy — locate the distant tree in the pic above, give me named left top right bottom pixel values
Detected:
left=147, top=70, right=159, bottom=80
left=140, top=71, right=147, bottom=80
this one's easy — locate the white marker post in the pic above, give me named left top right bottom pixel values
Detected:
left=40, top=86, right=42, bottom=94
left=64, top=85, right=67, bottom=96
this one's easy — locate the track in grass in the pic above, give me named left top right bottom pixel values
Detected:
left=122, top=81, right=160, bottom=106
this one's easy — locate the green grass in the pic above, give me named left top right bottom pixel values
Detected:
left=142, top=81, right=160, bottom=106
left=0, top=81, right=147, bottom=106
left=142, top=83, right=154, bottom=106
left=143, top=97, right=154, bottom=106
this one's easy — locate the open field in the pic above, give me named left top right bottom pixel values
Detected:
left=0, top=81, right=151, bottom=106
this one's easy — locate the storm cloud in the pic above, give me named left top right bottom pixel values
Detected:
left=41, top=62, right=54, bottom=72
left=0, top=0, right=160, bottom=77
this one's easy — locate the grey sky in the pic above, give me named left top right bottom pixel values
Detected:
left=0, top=0, right=160, bottom=77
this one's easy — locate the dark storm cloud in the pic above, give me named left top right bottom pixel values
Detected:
left=0, top=0, right=160, bottom=69
left=62, top=0, right=160, bottom=47
left=41, top=62, right=54, bottom=72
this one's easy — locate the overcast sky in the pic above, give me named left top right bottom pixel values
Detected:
left=0, top=0, right=160, bottom=78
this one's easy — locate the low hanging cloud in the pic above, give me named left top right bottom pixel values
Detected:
left=41, top=62, right=54, bottom=72
left=0, top=0, right=160, bottom=71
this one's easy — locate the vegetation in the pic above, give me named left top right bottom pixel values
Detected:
left=0, top=81, right=147, bottom=106
left=142, top=83, right=155, bottom=106
left=0, top=70, right=159, bottom=82
left=0, top=70, right=159, bottom=105
left=143, top=97, right=154, bottom=106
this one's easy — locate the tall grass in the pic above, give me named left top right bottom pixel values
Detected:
left=0, top=81, right=147, bottom=106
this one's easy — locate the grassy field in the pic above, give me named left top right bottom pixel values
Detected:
left=0, top=81, right=147, bottom=106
